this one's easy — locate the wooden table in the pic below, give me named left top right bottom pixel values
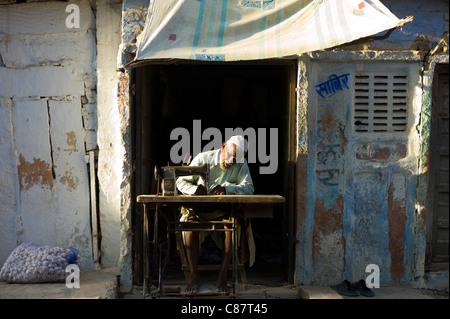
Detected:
left=137, top=194, right=285, bottom=298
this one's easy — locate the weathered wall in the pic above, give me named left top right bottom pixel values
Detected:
left=0, top=0, right=97, bottom=270
left=296, top=53, right=425, bottom=286
left=0, top=0, right=129, bottom=283
left=95, top=0, right=123, bottom=271
left=294, top=0, right=448, bottom=287
left=414, top=53, right=449, bottom=286
left=116, top=0, right=148, bottom=286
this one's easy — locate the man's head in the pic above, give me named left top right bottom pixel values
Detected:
left=220, top=135, right=248, bottom=170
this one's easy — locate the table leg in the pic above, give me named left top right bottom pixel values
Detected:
left=154, top=203, right=160, bottom=295
left=233, top=207, right=238, bottom=296
left=143, top=203, right=148, bottom=298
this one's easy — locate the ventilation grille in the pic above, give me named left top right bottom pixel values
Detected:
left=354, top=72, right=409, bottom=132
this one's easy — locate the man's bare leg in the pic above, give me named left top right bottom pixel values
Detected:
left=184, top=229, right=200, bottom=294
left=216, top=221, right=232, bottom=293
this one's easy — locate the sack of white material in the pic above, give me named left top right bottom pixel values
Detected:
left=0, top=242, right=78, bottom=283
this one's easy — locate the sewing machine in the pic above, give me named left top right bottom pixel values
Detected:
left=155, top=164, right=210, bottom=196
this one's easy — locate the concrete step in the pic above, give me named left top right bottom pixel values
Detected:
left=297, top=286, right=343, bottom=299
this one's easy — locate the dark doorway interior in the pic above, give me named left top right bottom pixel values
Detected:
left=426, top=64, right=449, bottom=272
left=133, top=61, right=295, bottom=285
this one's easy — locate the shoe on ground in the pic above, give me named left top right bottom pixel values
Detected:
left=353, top=279, right=375, bottom=297
left=333, top=280, right=360, bottom=297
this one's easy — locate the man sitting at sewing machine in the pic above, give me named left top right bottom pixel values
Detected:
left=176, top=135, right=254, bottom=294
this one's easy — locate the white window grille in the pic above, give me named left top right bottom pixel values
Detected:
left=354, top=72, right=409, bottom=132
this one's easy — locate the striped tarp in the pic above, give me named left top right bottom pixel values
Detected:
left=131, top=0, right=405, bottom=64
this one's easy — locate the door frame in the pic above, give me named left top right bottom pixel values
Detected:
left=426, top=63, right=449, bottom=271
left=131, top=59, right=298, bottom=284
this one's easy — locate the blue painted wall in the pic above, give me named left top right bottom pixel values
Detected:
left=301, top=61, right=423, bottom=286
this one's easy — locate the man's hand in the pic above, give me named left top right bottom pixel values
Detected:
left=194, top=184, right=207, bottom=195
left=209, top=185, right=226, bottom=195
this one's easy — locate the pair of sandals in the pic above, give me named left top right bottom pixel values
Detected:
left=333, top=279, right=375, bottom=297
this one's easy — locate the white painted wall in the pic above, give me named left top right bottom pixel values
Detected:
left=1, top=0, right=127, bottom=278
left=0, top=0, right=98, bottom=271
left=95, top=0, right=124, bottom=269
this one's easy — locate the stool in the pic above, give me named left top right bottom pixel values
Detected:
left=168, top=219, right=247, bottom=285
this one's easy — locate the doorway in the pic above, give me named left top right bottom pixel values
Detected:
left=426, top=64, right=449, bottom=271
left=132, top=61, right=297, bottom=285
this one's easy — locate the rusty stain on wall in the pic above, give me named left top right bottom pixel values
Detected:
left=315, top=102, right=347, bottom=187
left=311, top=98, right=347, bottom=284
left=313, top=195, right=345, bottom=258
left=17, top=154, right=53, bottom=191
left=60, top=168, right=79, bottom=191
left=118, top=72, right=130, bottom=109
left=356, top=143, right=407, bottom=162
left=388, top=173, right=406, bottom=283
left=317, top=107, right=348, bottom=150
left=64, top=131, right=78, bottom=154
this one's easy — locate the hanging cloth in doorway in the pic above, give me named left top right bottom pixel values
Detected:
left=129, top=0, right=412, bottom=65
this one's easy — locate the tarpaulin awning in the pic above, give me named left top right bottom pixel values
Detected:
left=128, top=0, right=412, bottom=66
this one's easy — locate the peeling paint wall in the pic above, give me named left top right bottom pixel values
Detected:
left=95, top=0, right=123, bottom=272
left=0, top=0, right=97, bottom=270
left=296, top=54, right=435, bottom=286
left=116, top=0, right=149, bottom=286
left=293, top=0, right=448, bottom=287
left=0, top=0, right=130, bottom=284
left=414, top=53, right=449, bottom=285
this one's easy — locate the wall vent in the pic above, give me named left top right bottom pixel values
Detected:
left=354, top=72, right=409, bottom=132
